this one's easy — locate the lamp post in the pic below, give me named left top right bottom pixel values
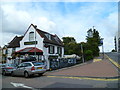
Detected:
left=34, top=26, right=37, bottom=60
left=100, top=38, right=104, bottom=59
left=81, top=44, right=84, bottom=63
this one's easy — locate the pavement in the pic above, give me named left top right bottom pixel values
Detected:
left=45, top=54, right=119, bottom=79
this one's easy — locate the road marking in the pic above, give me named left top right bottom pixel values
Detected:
left=11, top=82, right=32, bottom=88
left=93, top=59, right=102, bottom=62
left=105, top=54, right=120, bottom=69
left=47, top=76, right=120, bottom=81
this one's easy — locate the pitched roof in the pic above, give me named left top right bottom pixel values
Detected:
left=7, top=36, right=23, bottom=48
left=31, top=24, right=64, bottom=46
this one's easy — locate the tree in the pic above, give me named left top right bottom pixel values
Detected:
left=62, top=37, right=80, bottom=55
left=86, top=28, right=101, bottom=57
left=62, top=37, right=76, bottom=44
left=111, top=49, right=116, bottom=52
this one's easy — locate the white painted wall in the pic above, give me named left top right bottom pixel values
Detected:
left=18, top=25, right=64, bottom=69
left=7, top=48, right=12, bottom=57
left=20, top=25, right=44, bottom=51
left=116, top=32, right=120, bottom=52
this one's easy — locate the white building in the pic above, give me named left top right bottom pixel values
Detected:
left=7, top=36, right=23, bottom=58
left=7, top=24, right=64, bottom=69
left=115, top=31, right=120, bottom=52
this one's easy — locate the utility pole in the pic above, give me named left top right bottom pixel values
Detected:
left=34, top=26, right=37, bottom=60
left=93, top=26, right=95, bottom=30
left=81, top=44, right=84, bottom=63
left=101, top=38, right=104, bottom=59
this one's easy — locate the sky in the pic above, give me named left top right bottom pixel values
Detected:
left=0, top=0, right=118, bottom=52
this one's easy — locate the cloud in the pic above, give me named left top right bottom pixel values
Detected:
left=1, top=2, right=118, bottom=52
left=1, top=0, right=119, bottom=2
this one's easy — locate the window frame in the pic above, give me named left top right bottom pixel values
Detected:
left=29, top=32, right=34, bottom=41
left=48, top=45, right=55, bottom=54
left=57, top=47, right=62, bottom=54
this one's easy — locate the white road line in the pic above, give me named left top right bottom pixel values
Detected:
left=11, top=82, right=32, bottom=88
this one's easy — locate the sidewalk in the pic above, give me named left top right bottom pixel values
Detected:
left=46, top=54, right=119, bottom=77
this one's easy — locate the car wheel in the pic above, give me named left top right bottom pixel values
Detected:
left=2, top=70, right=6, bottom=76
left=38, top=73, right=44, bottom=76
left=24, top=72, right=29, bottom=78
left=11, top=72, right=14, bottom=77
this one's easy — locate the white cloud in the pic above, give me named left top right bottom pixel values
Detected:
left=1, top=2, right=118, bottom=52
left=1, top=0, right=119, bottom=2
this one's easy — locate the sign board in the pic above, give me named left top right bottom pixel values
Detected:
left=24, top=41, right=37, bottom=45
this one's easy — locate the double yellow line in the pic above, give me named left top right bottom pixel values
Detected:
left=105, top=54, right=120, bottom=69
left=47, top=55, right=120, bottom=81
left=47, top=76, right=120, bottom=81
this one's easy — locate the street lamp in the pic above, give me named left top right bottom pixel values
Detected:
left=100, top=38, right=104, bottom=59
left=81, top=44, right=84, bottom=63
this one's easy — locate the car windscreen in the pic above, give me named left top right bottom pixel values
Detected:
left=6, top=64, right=16, bottom=67
left=32, top=62, right=44, bottom=66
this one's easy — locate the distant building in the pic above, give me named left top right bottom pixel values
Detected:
left=2, top=45, right=8, bottom=62
left=7, top=36, right=23, bottom=58
left=0, top=46, right=2, bottom=62
left=115, top=31, right=120, bottom=52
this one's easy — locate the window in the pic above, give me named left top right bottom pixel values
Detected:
left=32, top=62, right=44, bottom=66
left=18, top=63, right=25, bottom=67
left=49, top=45, right=54, bottom=54
left=29, top=32, right=34, bottom=41
left=57, top=47, right=62, bottom=54
left=24, top=63, right=32, bottom=67
left=12, top=48, right=16, bottom=53
left=45, top=34, right=51, bottom=40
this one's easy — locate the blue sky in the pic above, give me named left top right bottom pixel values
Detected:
left=0, top=1, right=118, bottom=52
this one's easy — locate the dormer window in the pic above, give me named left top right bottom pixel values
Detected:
left=45, top=34, right=51, bottom=40
left=29, top=32, right=34, bottom=41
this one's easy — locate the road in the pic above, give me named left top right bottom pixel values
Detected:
left=1, top=74, right=119, bottom=89
left=1, top=52, right=120, bottom=89
left=105, top=52, right=120, bottom=63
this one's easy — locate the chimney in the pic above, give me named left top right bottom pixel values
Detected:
left=34, top=25, right=37, bottom=29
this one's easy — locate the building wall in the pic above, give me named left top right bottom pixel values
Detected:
left=115, top=31, right=120, bottom=52
left=0, top=48, right=2, bottom=62
left=19, top=25, right=64, bottom=69
left=20, top=26, right=44, bottom=51
left=7, top=48, right=12, bottom=57
left=43, top=44, right=64, bottom=69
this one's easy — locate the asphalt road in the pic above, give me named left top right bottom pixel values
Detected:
left=1, top=52, right=120, bottom=89
left=105, top=52, right=120, bottom=63
left=1, top=73, right=119, bottom=89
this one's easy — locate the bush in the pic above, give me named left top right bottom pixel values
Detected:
left=84, top=50, right=93, bottom=61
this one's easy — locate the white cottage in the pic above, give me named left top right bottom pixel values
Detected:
left=14, top=24, right=64, bottom=69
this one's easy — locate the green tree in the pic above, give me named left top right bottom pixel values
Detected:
left=84, top=50, right=93, bottom=61
left=86, top=28, right=101, bottom=57
left=62, top=37, right=80, bottom=55
left=62, top=37, right=76, bottom=44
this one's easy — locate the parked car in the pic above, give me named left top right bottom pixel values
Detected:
left=1, top=63, right=17, bottom=76
left=11, top=61, right=47, bottom=78
left=0, top=63, right=4, bottom=74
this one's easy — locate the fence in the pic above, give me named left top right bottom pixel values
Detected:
left=49, top=58, right=81, bottom=70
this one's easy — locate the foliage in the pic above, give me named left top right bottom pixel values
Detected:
left=62, top=37, right=76, bottom=44
left=111, top=49, right=116, bottom=52
left=86, top=28, right=100, bottom=57
left=84, top=50, right=93, bottom=61
left=62, top=37, right=80, bottom=56
left=62, top=27, right=101, bottom=62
